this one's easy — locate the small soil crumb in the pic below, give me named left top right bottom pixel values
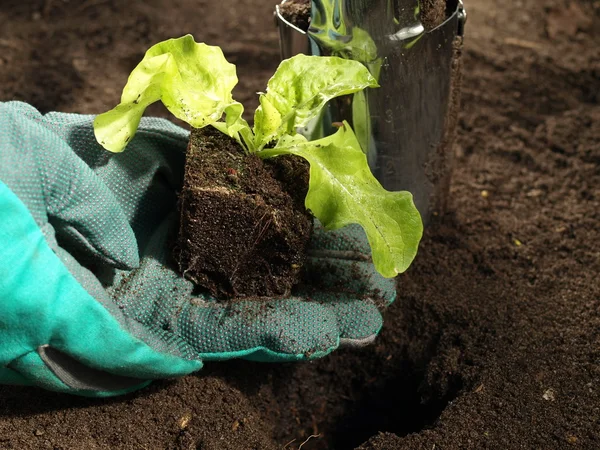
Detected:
left=176, top=127, right=312, bottom=298
left=278, top=0, right=311, bottom=31
left=420, top=0, right=447, bottom=30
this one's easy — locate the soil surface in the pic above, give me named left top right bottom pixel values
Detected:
left=1, top=0, right=599, bottom=449
left=177, top=127, right=312, bottom=298
left=279, top=0, right=311, bottom=31
left=420, top=0, right=448, bottom=30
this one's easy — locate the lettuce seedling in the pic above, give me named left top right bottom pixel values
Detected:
left=94, top=35, right=422, bottom=277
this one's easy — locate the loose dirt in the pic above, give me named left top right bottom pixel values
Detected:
left=278, top=0, right=312, bottom=31
left=0, top=0, right=598, bottom=449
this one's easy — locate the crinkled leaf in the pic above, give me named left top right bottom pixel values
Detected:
left=253, top=95, right=282, bottom=148
left=261, top=123, right=423, bottom=277
left=211, top=102, right=255, bottom=152
left=253, top=55, right=378, bottom=149
left=94, top=35, right=239, bottom=152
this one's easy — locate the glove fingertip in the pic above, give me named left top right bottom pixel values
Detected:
left=108, top=242, right=140, bottom=270
left=106, top=224, right=140, bottom=270
left=58, top=222, right=140, bottom=270
left=339, top=334, right=378, bottom=348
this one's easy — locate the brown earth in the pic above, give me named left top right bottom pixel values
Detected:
left=176, top=127, right=312, bottom=298
left=1, top=0, right=599, bottom=449
left=279, top=0, right=312, bottom=31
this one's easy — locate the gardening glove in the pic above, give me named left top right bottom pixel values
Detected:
left=0, top=101, right=396, bottom=397
left=0, top=101, right=201, bottom=396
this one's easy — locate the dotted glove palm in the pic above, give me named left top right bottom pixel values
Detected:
left=0, top=102, right=395, bottom=397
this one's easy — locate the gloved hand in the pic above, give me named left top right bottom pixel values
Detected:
left=0, top=101, right=396, bottom=397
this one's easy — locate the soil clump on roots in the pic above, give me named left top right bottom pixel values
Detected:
left=176, top=127, right=312, bottom=298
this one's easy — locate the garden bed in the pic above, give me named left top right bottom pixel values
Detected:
left=0, top=0, right=598, bottom=449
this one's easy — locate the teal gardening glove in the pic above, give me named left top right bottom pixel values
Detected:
left=0, top=101, right=396, bottom=397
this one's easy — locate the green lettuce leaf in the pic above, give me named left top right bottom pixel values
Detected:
left=260, top=123, right=423, bottom=277
left=253, top=55, right=378, bottom=150
left=94, top=35, right=239, bottom=152
left=211, top=102, right=255, bottom=152
left=93, top=36, right=421, bottom=277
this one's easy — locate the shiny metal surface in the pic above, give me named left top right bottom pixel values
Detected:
left=275, top=1, right=311, bottom=59
left=276, top=1, right=466, bottom=224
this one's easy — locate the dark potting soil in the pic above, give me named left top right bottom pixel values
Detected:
left=278, top=0, right=311, bottom=31
left=420, top=0, right=448, bottom=30
left=176, top=127, right=312, bottom=298
left=279, top=0, right=449, bottom=32
left=1, top=0, right=599, bottom=449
